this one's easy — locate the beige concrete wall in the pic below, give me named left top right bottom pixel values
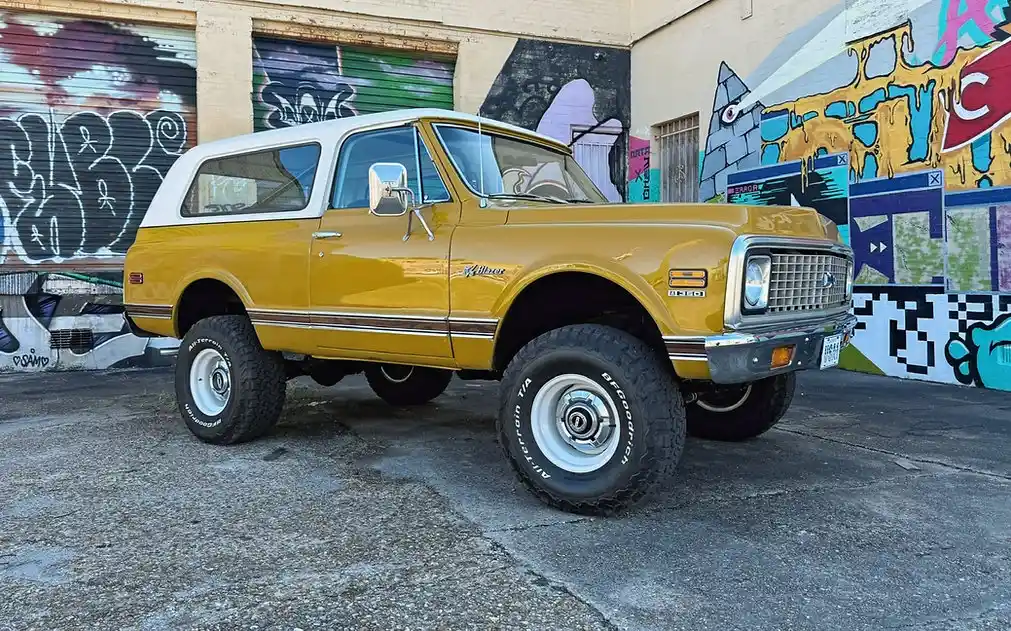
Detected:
left=453, top=35, right=521, bottom=116
left=630, top=0, right=715, bottom=42
left=629, top=0, right=834, bottom=157
left=5, top=0, right=629, bottom=45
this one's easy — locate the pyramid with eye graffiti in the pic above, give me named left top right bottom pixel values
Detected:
left=699, top=63, right=764, bottom=203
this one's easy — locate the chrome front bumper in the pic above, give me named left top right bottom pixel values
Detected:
left=665, top=312, right=857, bottom=385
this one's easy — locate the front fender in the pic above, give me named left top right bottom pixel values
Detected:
left=492, top=254, right=680, bottom=336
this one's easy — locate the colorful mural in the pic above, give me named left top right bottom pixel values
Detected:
left=0, top=11, right=196, bottom=371
left=251, top=37, right=455, bottom=131
left=700, top=0, right=1011, bottom=391
left=479, top=39, right=631, bottom=202
left=0, top=12, right=197, bottom=266
left=0, top=272, right=175, bottom=372
left=627, top=136, right=659, bottom=203
left=727, top=153, right=851, bottom=243
left=946, top=312, right=1011, bottom=390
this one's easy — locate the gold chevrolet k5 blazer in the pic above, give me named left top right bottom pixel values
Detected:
left=123, top=108, right=856, bottom=515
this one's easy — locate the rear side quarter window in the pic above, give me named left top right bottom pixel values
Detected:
left=181, top=143, right=322, bottom=217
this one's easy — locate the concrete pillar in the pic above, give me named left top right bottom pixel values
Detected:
left=196, top=4, right=253, bottom=143
left=452, top=34, right=518, bottom=115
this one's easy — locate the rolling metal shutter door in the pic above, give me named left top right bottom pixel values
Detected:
left=252, top=37, right=455, bottom=131
left=0, top=11, right=197, bottom=265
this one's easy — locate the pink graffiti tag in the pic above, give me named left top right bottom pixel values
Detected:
left=933, top=0, right=999, bottom=65
left=627, top=136, right=650, bottom=181
left=941, top=38, right=1011, bottom=152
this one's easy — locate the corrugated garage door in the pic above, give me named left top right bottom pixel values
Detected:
left=251, top=37, right=455, bottom=131
left=0, top=11, right=197, bottom=265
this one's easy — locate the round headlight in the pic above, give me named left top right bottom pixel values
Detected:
left=744, top=260, right=766, bottom=307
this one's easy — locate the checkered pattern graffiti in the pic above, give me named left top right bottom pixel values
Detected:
left=850, top=288, right=1011, bottom=390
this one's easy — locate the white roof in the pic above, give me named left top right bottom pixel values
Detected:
left=187, top=108, right=568, bottom=160
left=140, top=108, right=568, bottom=229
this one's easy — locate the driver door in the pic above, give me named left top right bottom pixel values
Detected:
left=308, top=123, right=459, bottom=361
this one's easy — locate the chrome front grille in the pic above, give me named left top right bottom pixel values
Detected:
left=767, top=251, right=850, bottom=313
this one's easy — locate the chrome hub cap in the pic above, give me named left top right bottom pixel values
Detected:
left=190, top=349, right=231, bottom=416
left=557, top=390, right=614, bottom=452
left=531, top=374, right=621, bottom=473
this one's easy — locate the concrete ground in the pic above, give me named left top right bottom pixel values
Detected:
left=1, top=366, right=1009, bottom=631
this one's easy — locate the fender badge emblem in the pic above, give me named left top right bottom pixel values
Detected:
left=668, top=289, right=706, bottom=298
left=463, top=264, right=505, bottom=277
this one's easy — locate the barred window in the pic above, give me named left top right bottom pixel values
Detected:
left=657, top=114, right=699, bottom=203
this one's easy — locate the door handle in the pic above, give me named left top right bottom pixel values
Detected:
left=313, top=231, right=342, bottom=239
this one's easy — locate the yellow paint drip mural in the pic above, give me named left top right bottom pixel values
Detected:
left=770, top=24, right=1011, bottom=190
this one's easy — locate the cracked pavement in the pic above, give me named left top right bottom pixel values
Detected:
left=1, top=367, right=1009, bottom=630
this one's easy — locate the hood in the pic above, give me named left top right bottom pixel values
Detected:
left=501, top=202, right=842, bottom=242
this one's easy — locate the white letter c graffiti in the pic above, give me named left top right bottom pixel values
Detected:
left=954, top=72, right=990, bottom=121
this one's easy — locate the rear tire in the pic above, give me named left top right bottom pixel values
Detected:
left=686, top=373, right=795, bottom=441
left=175, top=315, right=287, bottom=445
left=497, top=324, right=685, bottom=516
left=364, top=364, right=453, bottom=406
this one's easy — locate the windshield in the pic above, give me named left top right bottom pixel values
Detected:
left=433, top=124, right=607, bottom=204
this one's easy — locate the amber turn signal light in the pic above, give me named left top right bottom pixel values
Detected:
left=771, top=345, right=795, bottom=369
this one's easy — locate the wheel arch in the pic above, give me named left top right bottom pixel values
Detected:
left=491, top=265, right=675, bottom=372
left=172, top=271, right=253, bottom=338
left=494, top=261, right=677, bottom=330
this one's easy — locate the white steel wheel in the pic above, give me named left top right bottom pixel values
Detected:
left=696, top=384, right=752, bottom=413
left=529, top=374, right=622, bottom=474
left=380, top=364, right=414, bottom=383
left=189, top=348, right=232, bottom=416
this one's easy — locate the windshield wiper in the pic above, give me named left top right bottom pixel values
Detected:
left=486, top=192, right=568, bottom=204
left=486, top=193, right=601, bottom=205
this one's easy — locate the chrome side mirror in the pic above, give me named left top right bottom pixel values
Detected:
left=368, top=162, right=410, bottom=217
left=366, top=161, right=435, bottom=242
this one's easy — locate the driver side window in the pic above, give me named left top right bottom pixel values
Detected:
left=331, top=126, right=450, bottom=209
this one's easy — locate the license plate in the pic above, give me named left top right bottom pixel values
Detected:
left=820, top=334, right=842, bottom=370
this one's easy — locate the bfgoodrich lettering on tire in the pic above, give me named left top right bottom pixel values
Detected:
left=175, top=315, right=287, bottom=445
left=497, top=324, right=686, bottom=516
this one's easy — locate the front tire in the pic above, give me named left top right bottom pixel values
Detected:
left=686, top=373, right=796, bottom=441
left=175, top=315, right=287, bottom=445
left=498, top=324, right=686, bottom=516
left=364, top=364, right=453, bottom=406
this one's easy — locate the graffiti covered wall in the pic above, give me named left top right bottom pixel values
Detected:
left=0, top=11, right=197, bottom=371
left=699, top=0, right=1011, bottom=391
left=479, top=39, right=631, bottom=202
left=252, top=37, right=456, bottom=130
left=0, top=273, right=176, bottom=372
